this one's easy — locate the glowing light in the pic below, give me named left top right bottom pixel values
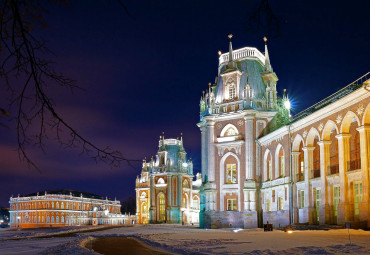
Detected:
left=284, top=99, right=291, bottom=110
left=287, top=230, right=293, bottom=234
left=233, top=228, right=243, bottom=233
left=182, top=162, right=188, bottom=167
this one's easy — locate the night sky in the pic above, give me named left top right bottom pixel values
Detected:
left=0, top=0, right=369, bottom=208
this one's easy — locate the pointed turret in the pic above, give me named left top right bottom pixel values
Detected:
left=227, top=34, right=237, bottom=69
left=263, top=36, right=273, bottom=72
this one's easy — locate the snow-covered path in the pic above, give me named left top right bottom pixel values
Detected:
left=0, top=225, right=369, bottom=254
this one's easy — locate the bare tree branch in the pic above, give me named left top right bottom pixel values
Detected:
left=0, top=0, right=141, bottom=170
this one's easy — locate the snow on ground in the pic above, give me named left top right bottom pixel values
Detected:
left=0, top=225, right=369, bottom=254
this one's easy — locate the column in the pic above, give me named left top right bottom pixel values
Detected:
left=207, top=120, right=215, bottom=182
left=318, top=140, right=331, bottom=224
left=336, top=133, right=351, bottom=224
left=303, top=146, right=315, bottom=224
left=244, top=116, right=255, bottom=180
left=167, top=175, right=172, bottom=222
left=292, top=152, right=300, bottom=223
left=200, top=124, right=208, bottom=182
left=149, top=175, right=156, bottom=222
left=357, top=126, right=370, bottom=227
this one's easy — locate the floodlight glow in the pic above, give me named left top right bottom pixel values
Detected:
left=233, top=228, right=243, bottom=233
left=287, top=230, right=293, bottom=234
left=284, top=100, right=291, bottom=110
left=182, top=162, right=188, bottom=167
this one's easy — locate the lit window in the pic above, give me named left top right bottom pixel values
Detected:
left=266, top=199, right=271, bottom=211
left=333, top=185, right=340, bottom=217
left=315, top=188, right=321, bottom=221
left=299, top=190, right=305, bottom=208
left=229, top=83, right=236, bottom=99
left=354, top=183, right=363, bottom=215
left=300, top=161, right=304, bottom=180
left=193, top=199, right=200, bottom=210
left=278, top=197, right=284, bottom=210
left=159, top=193, right=166, bottom=221
left=268, top=159, right=272, bottom=180
left=227, top=199, right=237, bottom=211
left=280, top=155, right=285, bottom=177
left=226, top=164, right=237, bottom=184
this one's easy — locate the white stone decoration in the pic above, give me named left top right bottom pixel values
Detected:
left=237, top=119, right=244, bottom=126
left=216, top=123, right=222, bottom=129
left=302, top=130, right=308, bottom=138
left=216, top=142, right=243, bottom=156
left=336, top=114, right=343, bottom=124
left=318, top=122, right=324, bottom=131
left=356, top=104, right=364, bottom=116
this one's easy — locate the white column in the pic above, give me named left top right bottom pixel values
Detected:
left=357, top=126, right=370, bottom=226
left=200, top=125, right=208, bottom=182
left=207, top=120, right=215, bottom=182
left=318, top=140, right=331, bottom=224
left=244, top=116, right=255, bottom=180
left=336, top=133, right=351, bottom=224
left=303, top=146, right=315, bottom=224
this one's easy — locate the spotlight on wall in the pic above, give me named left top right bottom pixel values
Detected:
left=182, top=162, right=188, bottom=167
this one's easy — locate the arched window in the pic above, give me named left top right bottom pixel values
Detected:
left=47, top=216, right=50, bottom=223
left=268, top=156, right=272, bottom=180
left=56, top=202, right=59, bottom=209
left=158, top=193, right=165, bottom=221
left=61, top=202, right=64, bottom=209
left=61, top=216, right=64, bottom=223
left=192, top=197, right=200, bottom=210
left=56, top=216, right=59, bottom=223
left=157, top=178, right=165, bottom=184
left=279, top=149, right=285, bottom=177
left=229, top=83, right=236, bottom=99
left=226, top=164, right=237, bottom=183
left=141, top=203, right=147, bottom=214
left=51, top=216, right=54, bottom=223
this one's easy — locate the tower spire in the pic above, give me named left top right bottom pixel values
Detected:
left=263, top=36, right=272, bottom=72
left=228, top=34, right=233, bottom=62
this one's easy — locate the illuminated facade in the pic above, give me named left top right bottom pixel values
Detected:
left=136, top=136, right=201, bottom=224
left=9, top=190, right=136, bottom=228
left=198, top=35, right=370, bottom=229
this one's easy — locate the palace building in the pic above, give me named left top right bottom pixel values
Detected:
left=136, top=136, right=201, bottom=224
left=198, top=35, right=370, bottom=229
left=9, top=190, right=136, bottom=228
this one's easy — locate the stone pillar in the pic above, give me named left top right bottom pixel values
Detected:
left=167, top=175, right=172, bottom=222
left=336, top=133, right=351, bottom=224
left=244, top=116, right=257, bottom=212
left=318, top=140, right=331, bottom=224
left=149, top=176, right=156, bottom=222
left=200, top=125, right=208, bottom=182
left=244, top=116, right=255, bottom=180
left=207, top=121, right=215, bottom=182
left=357, top=126, right=370, bottom=227
left=292, top=152, right=300, bottom=223
left=303, top=146, right=315, bottom=224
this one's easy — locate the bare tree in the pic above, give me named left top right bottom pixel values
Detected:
left=245, top=0, right=281, bottom=39
left=0, top=0, right=140, bottom=170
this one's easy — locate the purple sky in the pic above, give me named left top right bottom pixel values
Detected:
left=1, top=0, right=369, bottom=207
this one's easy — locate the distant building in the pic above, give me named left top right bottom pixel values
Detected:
left=198, top=35, right=370, bottom=229
left=136, top=136, right=201, bottom=224
left=9, top=190, right=136, bottom=228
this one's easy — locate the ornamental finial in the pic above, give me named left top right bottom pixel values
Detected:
left=263, top=36, right=267, bottom=43
left=218, top=50, right=222, bottom=56
left=228, top=34, right=233, bottom=40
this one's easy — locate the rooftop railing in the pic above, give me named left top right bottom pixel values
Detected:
left=293, top=72, right=370, bottom=122
left=219, top=47, right=265, bottom=67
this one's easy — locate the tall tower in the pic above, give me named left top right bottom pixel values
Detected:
left=136, top=135, right=201, bottom=224
left=197, top=35, right=278, bottom=228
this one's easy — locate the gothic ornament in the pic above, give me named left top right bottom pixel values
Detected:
left=216, top=123, right=222, bottom=129
left=336, top=114, right=343, bottom=124
left=318, top=123, right=324, bottom=132
left=237, top=119, right=244, bottom=126
left=302, top=130, right=308, bottom=138
left=357, top=104, right=364, bottom=116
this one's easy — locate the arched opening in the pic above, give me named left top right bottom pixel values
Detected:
left=275, top=145, right=285, bottom=178
left=158, top=193, right=166, bottom=222
left=298, top=142, right=304, bottom=181
left=349, top=120, right=361, bottom=170
left=312, top=135, right=321, bottom=178
left=183, top=179, right=190, bottom=188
